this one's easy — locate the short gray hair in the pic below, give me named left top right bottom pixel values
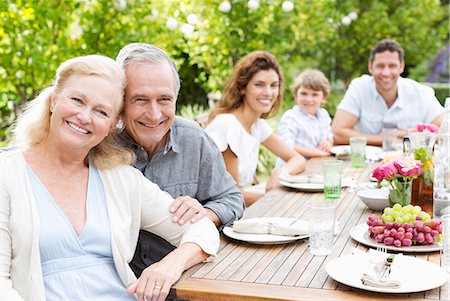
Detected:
left=116, top=43, right=181, bottom=95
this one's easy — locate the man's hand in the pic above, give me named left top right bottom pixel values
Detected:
left=170, top=196, right=207, bottom=225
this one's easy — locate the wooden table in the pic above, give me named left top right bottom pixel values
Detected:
left=172, top=158, right=450, bottom=301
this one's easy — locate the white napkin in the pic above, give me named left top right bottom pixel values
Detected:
left=232, top=218, right=309, bottom=237
left=279, top=173, right=309, bottom=183
left=353, top=248, right=403, bottom=288
left=334, top=147, right=351, bottom=158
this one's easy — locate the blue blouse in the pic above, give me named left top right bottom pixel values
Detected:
left=27, top=164, right=136, bottom=301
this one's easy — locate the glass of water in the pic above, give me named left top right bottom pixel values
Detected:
left=322, top=160, right=343, bottom=199
left=308, top=200, right=337, bottom=256
left=350, top=136, right=367, bottom=168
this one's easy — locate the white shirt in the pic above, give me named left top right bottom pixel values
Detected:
left=205, top=114, right=273, bottom=187
left=337, top=75, right=444, bottom=134
left=278, top=106, right=332, bottom=148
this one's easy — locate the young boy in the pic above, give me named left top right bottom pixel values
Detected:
left=277, top=69, right=333, bottom=160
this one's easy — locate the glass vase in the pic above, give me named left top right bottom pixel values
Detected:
left=408, top=132, right=437, bottom=214
left=389, top=179, right=412, bottom=207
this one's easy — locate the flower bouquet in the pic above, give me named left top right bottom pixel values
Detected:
left=372, top=158, right=422, bottom=207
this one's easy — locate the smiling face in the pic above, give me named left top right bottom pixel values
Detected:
left=122, top=62, right=176, bottom=154
left=295, top=86, right=326, bottom=116
left=368, top=50, right=404, bottom=95
left=49, top=74, right=121, bottom=153
left=240, top=69, right=280, bottom=117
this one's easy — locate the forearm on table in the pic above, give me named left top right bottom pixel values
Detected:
left=161, top=242, right=210, bottom=271
left=294, top=145, right=330, bottom=158
left=333, top=128, right=383, bottom=146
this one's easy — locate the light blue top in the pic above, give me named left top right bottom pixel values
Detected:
left=27, top=164, right=136, bottom=301
left=278, top=106, right=332, bottom=148
left=276, top=105, right=332, bottom=166
left=337, top=75, right=444, bottom=134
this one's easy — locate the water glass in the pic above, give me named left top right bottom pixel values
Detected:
left=441, top=214, right=450, bottom=272
left=322, top=160, right=343, bottom=199
left=308, top=200, right=337, bottom=256
left=350, top=136, right=367, bottom=168
left=382, top=128, right=397, bottom=152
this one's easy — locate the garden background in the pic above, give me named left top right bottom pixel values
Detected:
left=1, top=0, right=449, bottom=176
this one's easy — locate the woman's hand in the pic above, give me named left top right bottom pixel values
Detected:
left=127, top=260, right=182, bottom=301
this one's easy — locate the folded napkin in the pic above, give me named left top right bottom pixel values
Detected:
left=353, top=248, right=403, bottom=289
left=333, top=146, right=351, bottom=158
left=279, top=173, right=323, bottom=184
left=232, top=218, right=309, bottom=237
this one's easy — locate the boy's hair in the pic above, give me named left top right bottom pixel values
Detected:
left=292, top=69, right=330, bottom=98
left=369, top=39, right=404, bottom=63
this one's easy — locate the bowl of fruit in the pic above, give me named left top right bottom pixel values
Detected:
left=357, top=188, right=389, bottom=211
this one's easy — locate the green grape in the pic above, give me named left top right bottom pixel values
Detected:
left=394, top=216, right=404, bottom=224
left=400, top=206, right=409, bottom=214
left=382, top=215, right=394, bottom=223
left=419, top=211, right=431, bottom=222
left=403, top=214, right=412, bottom=223
left=413, top=205, right=422, bottom=215
left=393, top=203, right=402, bottom=212
left=403, top=204, right=414, bottom=213
left=436, top=234, right=442, bottom=244
left=384, top=207, right=394, bottom=216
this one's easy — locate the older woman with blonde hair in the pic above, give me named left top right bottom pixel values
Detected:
left=206, top=51, right=306, bottom=206
left=1, top=54, right=219, bottom=301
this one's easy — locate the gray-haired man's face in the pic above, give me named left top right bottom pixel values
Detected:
left=122, top=61, right=177, bottom=152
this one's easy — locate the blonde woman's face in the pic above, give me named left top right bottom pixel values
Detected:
left=49, top=74, right=121, bottom=152
left=240, top=69, right=279, bottom=116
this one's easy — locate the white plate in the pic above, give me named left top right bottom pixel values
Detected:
left=223, top=217, right=308, bottom=244
left=350, top=223, right=442, bottom=252
left=326, top=254, right=448, bottom=293
left=330, top=145, right=383, bottom=158
left=279, top=180, right=323, bottom=192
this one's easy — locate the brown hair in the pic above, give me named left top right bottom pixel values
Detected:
left=208, top=50, right=284, bottom=122
left=292, top=69, right=330, bottom=99
left=369, top=39, right=404, bottom=63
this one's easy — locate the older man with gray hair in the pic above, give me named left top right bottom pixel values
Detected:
left=116, top=43, right=245, bottom=277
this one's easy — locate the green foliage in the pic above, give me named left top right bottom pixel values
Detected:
left=0, top=0, right=448, bottom=144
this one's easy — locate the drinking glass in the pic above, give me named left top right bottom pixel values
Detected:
left=322, top=160, right=343, bottom=199
left=308, top=200, right=337, bottom=256
left=382, top=128, right=397, bottom=152
left=350, top=136, right=367, bottom=168
left=441, top=214, right=450, bottom=272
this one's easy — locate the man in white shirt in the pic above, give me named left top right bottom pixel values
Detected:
left=332, top=39, right=444, bottom=145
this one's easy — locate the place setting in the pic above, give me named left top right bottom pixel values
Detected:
left=223, top=200, right=341, bottom=245
left=326, top=247, right=448, bottom=294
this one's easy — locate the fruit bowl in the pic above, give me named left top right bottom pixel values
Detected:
left=357, top=188, right=389, bottom=211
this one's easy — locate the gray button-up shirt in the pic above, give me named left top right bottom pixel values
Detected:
left=120, top=117, right=244, bottom=226
left=120, top=117, right=245, bottom=276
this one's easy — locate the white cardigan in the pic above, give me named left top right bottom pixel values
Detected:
left=0, top=150, right=219, bottom=300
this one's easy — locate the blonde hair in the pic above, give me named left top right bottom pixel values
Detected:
left=292, top=69, right=330, bottom=98
left=12, top=55, right=135, bottom=169
left=208, top=50, right=284, bottom=123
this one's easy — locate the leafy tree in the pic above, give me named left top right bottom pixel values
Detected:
left=0, top=0, right=448, bottom=142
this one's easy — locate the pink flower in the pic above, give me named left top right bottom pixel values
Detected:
left=410, top=123, right=439, bottom=133
left=380, top=160, right=398, bottom=180
left=394, top=159, right=422, bottom=177
left=371, top=160, right=398, bottom=181
left=371, top=162, right=385, bottom=181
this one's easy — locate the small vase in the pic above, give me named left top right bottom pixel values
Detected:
left=389, top=179, right=412, bottom=207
